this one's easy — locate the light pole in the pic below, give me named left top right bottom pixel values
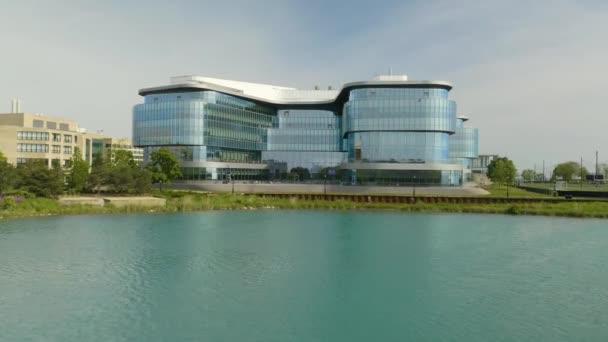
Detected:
left=580, top=157, right=584, bottom=190
left=413, top=175, right=416, bottom=198
left=324, top=174, right=327, bottom=195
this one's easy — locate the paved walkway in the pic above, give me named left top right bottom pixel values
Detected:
left=173, top=181, right=489, bottom=196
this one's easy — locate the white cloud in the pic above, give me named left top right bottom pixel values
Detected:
left=1, top=0, right=606, bottom=170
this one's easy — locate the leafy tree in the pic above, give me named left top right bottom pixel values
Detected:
left=146, top=148, right=182, bottom=191
left=16, top=160, right=64, bottom=198
left=487, top=157, right=516, bottom=185
left=89, top=151, right=151, bottom=194
left=0, top=150, right=15, bottom=194
left=289, top=167, right=311, bottom=181
left=50, top=160, right=66, bottom=195
left=88, top=153, right=111, bottom=193
left=113, top=149, right=138, bottom=168
left=521, top=169, right=537, bottom=182
left=552, top=161, right=587, bottom=182
left=598, top=163, right=608, bottom=178
left=132, top=168, right=152, bottom=194
left=67, top=147, right=90, bottom=193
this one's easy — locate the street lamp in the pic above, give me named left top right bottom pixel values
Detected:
left=413, top=175, right=417, bottom=198
left=324, top=174, right=327, bottom=195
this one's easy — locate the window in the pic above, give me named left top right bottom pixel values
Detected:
left=64, top=135, right=72, bottom=143
left=53, top=133, right=61, bottom=142
left=33, top=120, right=44, bottom=128
left=17, top=143, right=49, bottom=153
left=46, top=121, right=57, bottom=129
left=52, top=145, right=61, bottom=153
left=74, top=136, right=78, bottom=144
left=17, top=131, right=49, bottom=141
left=59, top=123, right=69, bottom=131
left=63, top=146, right=72, bottom=155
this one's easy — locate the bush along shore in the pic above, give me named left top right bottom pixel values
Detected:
left=1, top=191, right=608, bottom=220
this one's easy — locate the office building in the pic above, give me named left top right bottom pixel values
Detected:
left=133, top=75, right=479, bottom=185
left=0, top=100, right=143, bottom=167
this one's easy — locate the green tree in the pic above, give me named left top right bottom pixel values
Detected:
left=88, top=154, right=110, bottom=193
left=105, top=150, right=151, bottom=194
left=487, top=157, right=517, bottom=185
left=0, top=151, right=15, bottom=194
left=521, top=169, right=536, bottom=182
left=112, top=149, right=138, bottom=168
left=16, top=159, right=64, bottom=198
left=289, top=167, right=311, bottom=182
left=597, top=163, right=608, bottom=179
left=146, top=148, right=182, bottom=191
left=67, top=147, right=90, bottom=193
left=552, top=161, right=587, bottom=182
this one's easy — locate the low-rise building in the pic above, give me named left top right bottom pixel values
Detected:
left=100, top=137, right=144, bottom=164
left=0, top=112, right=91, bottom=167
left=0, top=102, right=142, bottom=167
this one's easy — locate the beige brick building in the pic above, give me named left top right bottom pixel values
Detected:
left=0, top=111, right=142, bottom=167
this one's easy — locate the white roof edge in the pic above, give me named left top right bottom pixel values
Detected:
left=139, top=77, right=454, bottom=106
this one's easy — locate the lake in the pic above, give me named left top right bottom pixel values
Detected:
left=1, top=211, right=607, bottom=341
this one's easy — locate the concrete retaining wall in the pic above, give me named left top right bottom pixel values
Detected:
left=103, top=197, right=166, bottom=208
left=58, top=197, right=105, bottom=207
left=58, top=197, right=166, bottom=208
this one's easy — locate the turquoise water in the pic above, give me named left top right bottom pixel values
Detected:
left=1, top=211, right=607, bottom=341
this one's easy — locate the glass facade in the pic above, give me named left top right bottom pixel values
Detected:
left=262, top=110, right=346, bottom=172
left=133, top=91, right=277, bottom=180
left=133, top=80, right=479, bottom=185
left=343, top=87, right=456, bottom=164
left=448, top=118, right=479, bottom=181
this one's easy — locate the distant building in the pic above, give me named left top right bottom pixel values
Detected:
left=0, top=100, right=142, bottom=167
left=100, top=137, right=144, bottom=164
left=472, top=154, right=499, bottom=175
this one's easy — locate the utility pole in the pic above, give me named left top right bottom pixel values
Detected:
left=596, top=151, right=599, bottom=181
left=542, top=160, right=545, bottom=183
left=580, top=157, right=584, bottom=190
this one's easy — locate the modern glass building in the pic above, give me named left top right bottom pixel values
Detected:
left=133, top=75, right=479, bottom=185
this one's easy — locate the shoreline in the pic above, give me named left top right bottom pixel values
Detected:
left=1, top=192, right=608, bottom=220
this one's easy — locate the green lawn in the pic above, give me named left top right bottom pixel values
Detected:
left=481, top=184, right=553, bottom=198
left=522, top=182, right=608, bottom=192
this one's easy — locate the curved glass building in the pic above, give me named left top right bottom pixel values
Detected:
left=133, top=75, right=479, bottom=185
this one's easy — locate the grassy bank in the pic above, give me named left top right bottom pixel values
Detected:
left=1, top=191, right=608, bottom=220
left=481, top=184, right=553, bottom=198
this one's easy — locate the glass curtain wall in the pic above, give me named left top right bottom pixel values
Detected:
left=449, top=119, right=479, bottom=181
left=133, top=90, right=277, bottom=179
left=263, top=110, right=346, bottom=174
left=342, top=87, right=458, bottom=185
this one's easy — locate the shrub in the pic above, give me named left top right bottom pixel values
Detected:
left=2, top=196, right=16, bottom=210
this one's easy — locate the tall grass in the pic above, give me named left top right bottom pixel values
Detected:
left=2, top=192, right=608, bottom=220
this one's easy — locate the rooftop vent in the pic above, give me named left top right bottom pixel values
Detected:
left=10, top=99, right=21, bottom=113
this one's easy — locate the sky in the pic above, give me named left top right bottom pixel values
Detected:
left=1, top=0, right=607, bottom=173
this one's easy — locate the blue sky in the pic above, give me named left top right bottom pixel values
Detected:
left=1, top=0, right=607, bottom=172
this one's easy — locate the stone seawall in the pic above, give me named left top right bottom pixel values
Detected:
left=59, top=197, right=166, bottom=208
